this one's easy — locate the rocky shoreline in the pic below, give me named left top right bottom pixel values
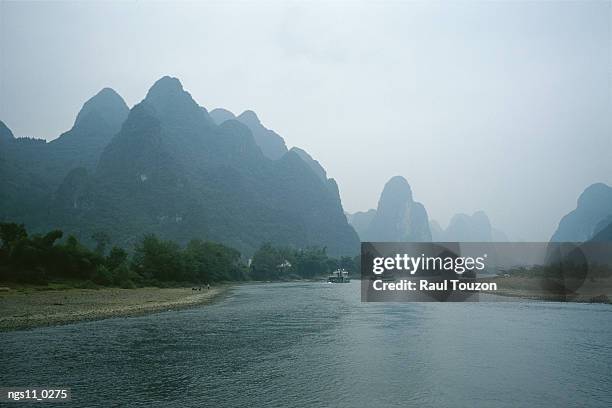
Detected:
left=0, top=286, right=232, bottom=332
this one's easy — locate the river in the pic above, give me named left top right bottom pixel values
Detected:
left=1, top=281, right=611, bottom=407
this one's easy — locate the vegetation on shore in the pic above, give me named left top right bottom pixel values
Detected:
left=487, top=262, right=612, bottom=303
left=0, top=222, right=358, bottom=289
left=501, top=263, right=612, bottom=280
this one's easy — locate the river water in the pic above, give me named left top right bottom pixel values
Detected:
left=1, top=282, right=611, bottom=407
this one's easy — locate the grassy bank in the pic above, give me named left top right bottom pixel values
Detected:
left=0, top=284, right=232, bottom=332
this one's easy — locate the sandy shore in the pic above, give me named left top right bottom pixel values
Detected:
left=0, top=285, right=232, bottom=332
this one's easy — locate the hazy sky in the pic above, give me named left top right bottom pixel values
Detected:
left=1, top=0, right=611, bottom=240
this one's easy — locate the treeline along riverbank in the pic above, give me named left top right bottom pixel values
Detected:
left=0, top=222, right=359, bottom=289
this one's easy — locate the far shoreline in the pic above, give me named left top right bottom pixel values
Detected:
left=482, top=288, right=611, bottom=304
left=481, top=276, right=612, bottom=304
left=0, top=284, right=234, bottom=332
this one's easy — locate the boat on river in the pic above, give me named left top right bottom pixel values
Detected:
left=328, top=269, right=350, bottom=283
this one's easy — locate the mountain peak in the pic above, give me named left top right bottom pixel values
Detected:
left=471, top=210, right=491, bottom=224
left=142, top=76, right=206, bottom=126
left=146, top=76, right=184, bottom=99
left=379, top=176, right=413, bottom=208
left=209, top=108, right=236, bottom=125
left=237, top=110, right=260, bottom=125
left=98, top=87, right=121, bottom=97
left=577, top=183, right=612, bottom=209
left=74, top=87, right=129, bottom=130
left=361, top=176, right=431, bottom=242
left=551, top=182, right=612, bottom=242
left=444, top=211, right=494, bottom=241
left=0, top=120, right=15, bottom=142
left=235, top=110, right=288, bottom=160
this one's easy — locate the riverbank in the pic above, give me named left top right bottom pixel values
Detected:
left=482, top=276, right=612, bottom=304
left=0, top=285, right=232, bottom=331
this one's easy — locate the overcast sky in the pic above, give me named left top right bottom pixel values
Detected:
left=1, top=0, right=611, bottom=240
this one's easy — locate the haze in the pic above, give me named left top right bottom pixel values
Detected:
left=1, top=0, right=610, bottom=240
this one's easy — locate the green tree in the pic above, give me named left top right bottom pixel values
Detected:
left=184, top=239, right=245, bottom=282
left=250, top=243, right=296, bottom=280
left=132, top=234, right=185, bottom=282
left=295, top=247, right=329, bottom=278
left=0, top=222, right=27, bottom=253
left=106, top=246, right=128, bottom=271
left=91, top=231, right=111, bottom=256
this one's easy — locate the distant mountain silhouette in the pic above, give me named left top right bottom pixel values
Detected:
left=209, top=108, right=236, bottom=125
left=48, top=88, right=130, bottom=172
left=590, top=217, right=612, bottom=241
left=235, top=110, right=288, bottom=160
left=72, top=88, right=129, bottom=131
left=491, top=227, right=509, bottom=242
left=429, top=211, right=507, bottom=242
left=0, top=89, right=129, bottom=223
left=445, top=211, right=493, bottom=241
left=0, top=121, right=22, bottom=218
left=347, top=176, right=431, bottom=242
left=0, top=120, right=14, bottom=142
left=209, top=107, right=288, bottom=160
left=2, top=88, right=128, bottom=177
left=429, top=219, right=445, bottom=241
left=9, top=76, right=358, bottom=255
left=551, top=183, right=612, bottom=242
left=290, top=147, right=326, bottom=181
left=346, top=209, right=376, bottom=239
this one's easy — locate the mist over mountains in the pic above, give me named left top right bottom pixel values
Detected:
left=2, top=76, right=611, bottom=253
left=0, top=76, right=359, bottom=256
left=431, top=212, right=508, bottom=242
left=347, top=178, right=612, bottom=245
left=209, top=108, right=288, bottom=160
left=1, top=88, right=129, bottom=223
left=346, top=176, right=509, bottom=243
left=347, top=176, right=432, bottom=242
left=550, top=183, right=612, bottom=242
